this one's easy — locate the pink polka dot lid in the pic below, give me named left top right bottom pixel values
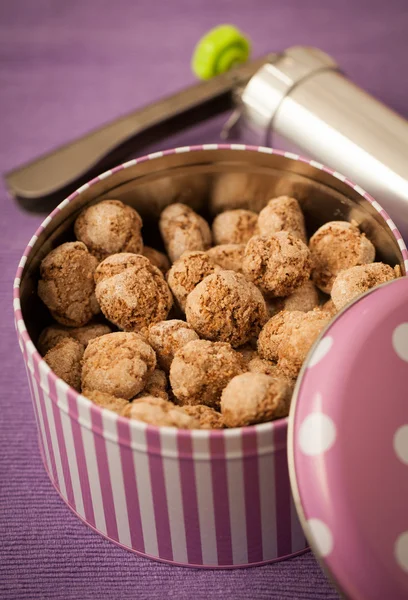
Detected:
left=289, top=276, right=408, bottom=599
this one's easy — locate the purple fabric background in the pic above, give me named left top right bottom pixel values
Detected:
left=1, top=1, right=407, bottom=598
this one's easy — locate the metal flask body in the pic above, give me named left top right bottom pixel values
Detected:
left=238, top=46, right=408, bottom=239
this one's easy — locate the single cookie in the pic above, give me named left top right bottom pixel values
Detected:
left=221, top=372, right=292, bottom=427
left=331, top=262, right=397, bottom=310
left=74, top=200, right=143, bottom=260
left=309, top=221, right=375, bottom=293
left=212, top=209, right=258, bottom=245
left=122, top=396, right=200, bottom=429
left=170, top=339, right=245, bottom=408
left=167, top=251, right=219, bottom=310
left=148, top=320, right=199, bottom=372
left=186, top=270, right=268, bottom=347
left=38, top=241, right=100, bottom=327
left=44, top=338, right=84, bottom=391
left=95, top=254, right=173, bottom=333
left=81, top=332, right=156, bottom=399
left=243, top=232, right=312, bottom=297
left=257, top=311, right=305, bottom=362
left=159, top=203, right=212, bottom=262
left=257, top=196, right=307, bottom=243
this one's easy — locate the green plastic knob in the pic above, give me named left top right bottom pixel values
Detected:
left=192, top=24, right=251, bottom=80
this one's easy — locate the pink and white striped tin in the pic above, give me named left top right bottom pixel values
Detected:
left=13, top=144, right=408, bottom=568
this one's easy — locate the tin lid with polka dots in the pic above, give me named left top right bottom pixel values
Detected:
left=288, top=276, right=408, bottom=600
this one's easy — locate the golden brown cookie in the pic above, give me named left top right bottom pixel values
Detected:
left=309, top=221, right=375, bottom=293
left=257, top=196, right=307, bottom=243
left=212, top=209, right=258, bottom=245
left=38, top=242, right=100, bottom=327
left=44, top=338, right=84, bottom=391
left=221, top=372, right=292, bottom=427
left=148, top=320, right=199, bottom=372
left=81, top=332, right=156, bottom=399
left=243, top=232, right=312, bottom=297
left=74, top=199, right=143, bottom=260
left=159, top=203, right=212, bottom=262
left=331, top=262, right=397, bottom=310
left=95, top=254, right=173, bottom=333
left=185, top=270, right=268, bottom=347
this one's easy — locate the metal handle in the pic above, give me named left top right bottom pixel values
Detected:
left=5, top=54, right=274, bottom=212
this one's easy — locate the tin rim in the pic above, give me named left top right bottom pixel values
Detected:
left=12, top=143, right=408, bottom=448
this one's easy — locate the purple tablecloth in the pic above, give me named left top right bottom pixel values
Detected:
left=1, top=1, right=407, bottom=598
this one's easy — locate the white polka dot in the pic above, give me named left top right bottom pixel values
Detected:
left=308, top=336, right=333, bottom=368
left=394, top=425, right=408, bottom=465
left=392, top=323, right=408, bottom=361
left=395, top=531, right=408, bottom=572
left=299, top=412, right=336, bottom=456
left=307, top=519, right=333, bottom=557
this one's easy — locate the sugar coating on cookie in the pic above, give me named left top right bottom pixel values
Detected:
left=148, top=320, right=199, bottom=372
left=44, top=338, right=84, bottom=391
left=38, top=241, right=100, bottom=327
left=74, top=200, right=143, bottom=260
left=309, top=221, right=375, bottom=293
left=81, top=332, right=156, bottom=399
left=221, top=372, right=292, bottom=427
left=257, top=196, right=307, bottom=243
left=122, top=396, right=200, bottom=429
left=95, top=253, right=172, bottom=333
left=167, top=251, right=219, bottom=310
left=142, top=246, right=171, bottom=274
left=185, top=270, right=268, bottom=347
left=159, top=203, right=212, bottom=262
left=278, top=312, right=330, bottom=378
left=38, top=323, right=112, bottom=355
left=212, top=209, right=258, bottom=245
left=243, top=232, right=312, bottom=297
left=135, top=369, right=169, bottom=401
left=183, top=405, right=225, bottom=429
left=331, top=262, right=397, bottom=310
left=82, top=389, right=129, bottom=414
left=257, top=310, right=305, bottom=362
left=206, top=244, right=246, bottom=273
left=170, top=339, right=245, bottom=408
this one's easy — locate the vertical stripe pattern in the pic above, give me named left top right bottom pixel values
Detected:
left=16, top=142, right=403, bottom=568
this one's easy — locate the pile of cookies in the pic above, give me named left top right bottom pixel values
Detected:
left=36, top=196, right=399, bottom=429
